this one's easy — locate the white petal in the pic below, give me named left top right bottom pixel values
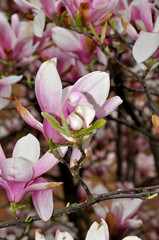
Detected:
left=133, top=32, right=159, bottom=62
left=55, top=230, right=74, bottom=240
left=34, top=10, right=45, bottom=37
left=13, top=134, right=40, bottom=164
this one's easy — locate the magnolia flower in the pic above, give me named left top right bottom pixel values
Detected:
left=0, top=134, right=61, bottom=221
left=13, top=0, right=56, bottom=37
left=131, top=0, right=159, bottom=62
left=0, top=12, right=39, bottom=67
left=16, top=58, right=122, bottom=165
left=0, top=75, right=22, bottom=109
left=60, top=0, right=118, bottom=26
left=94, top=198, right=143, bottom=237
left=35, top=218, right=109, bottom=240
left=17, top=58, right=122, bottom=141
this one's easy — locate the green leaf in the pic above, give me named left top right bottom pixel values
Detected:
left=75, top=14, right=83, bottom=27
left=42, top=112, right=65, bottom=134
left=76, top=119, right=106, bottom=136
left=68, top=17, right=77, bottom=28
left=89, top=23, right=100, bottom=40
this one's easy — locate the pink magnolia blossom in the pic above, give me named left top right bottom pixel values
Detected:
left=0, top=12, right=39, bottom=69
left=59, top=0, right=118, bottom=26
left=0, top=134, right=61, bottom=221
left=13, top=0, right=56, bottom=37
left=17, top=58, right=122, bottom=143
left=35, top=218, right=109, bottom=240
left=94, top=198, right=143, bottom=237
left=0, top=75, right=22, bottom=109
left=126, top=0, right=159, bottom=62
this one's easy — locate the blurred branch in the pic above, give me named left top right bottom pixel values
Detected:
left=1, top=184, right=159, bottom=229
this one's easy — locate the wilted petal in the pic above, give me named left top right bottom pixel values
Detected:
left=34, top=10, right=45, bottom=37
left=96, top=96, right=123, bottom=118
left=33, top=151, right=59, bottom=179
left=35, top=229, right=46, bottom=240
left=35, top=59, right=62, bottom=116
left=86, top=218, right=109, bottom=240
left=15, top=98, right=45, bottom=135
left=55, top=229, right=74, bottom=240
left=15, top=177, right=62, bottom=202
left=1, top=157, right=33, bottom=182
left=133, top=32, right=159, bottom=62
left=13, top=134, right=40, bottom=164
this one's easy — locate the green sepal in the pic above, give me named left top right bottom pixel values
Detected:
left=75, top=119, right=106, bottom=137
left=75, top=13, right=83, bottom=27
left=42, top=112, right=66, bottom=135
left=10, top=202, right=26, bottom=217
left=89, top=23, right=100, bottom=40
left=100, top=22, right=107, bottom=44
left=59, top=109, right=74, bottom=137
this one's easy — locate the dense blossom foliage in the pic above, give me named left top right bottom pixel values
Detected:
left=0, top=0, right=159, bottom=239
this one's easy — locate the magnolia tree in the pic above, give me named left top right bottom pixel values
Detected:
left=1, top=0, right=159, bottom=239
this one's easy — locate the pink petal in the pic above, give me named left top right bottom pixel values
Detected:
left=0, top=12, right=13, bottom=50
left=32, top=178, right=53, bottom=221
left=133, top=32, right=159, bottom=62
left=15, top=98, right=45, bottom=135
left=35, top=59, right=62, bottom=116
left=13, top=134, right=40, bottom=164
left=1, top=157, right=33, bottom=182
left=13, top=0, right=40, bottom=13
left=61, top=71, right=110, bottom=115
left=11, top=14, right=19, bottom=38
left=39, top=0, right=56, bottom=19
left=96, top=96, right=123, bottom=118
left=55, top=230, right=74, bottom=240
left=33, top=151, right=59, bottom=179
left=15, top=177, right=62, bottom=202
left=140, top=0, right=153, bottom=32
left=0, top=178, right=14, bottom=202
